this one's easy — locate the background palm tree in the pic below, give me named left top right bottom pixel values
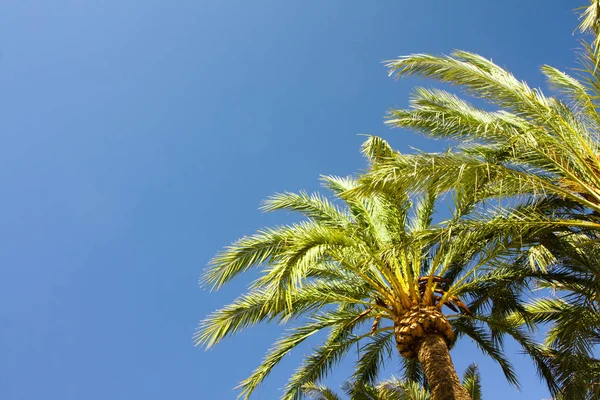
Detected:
left=505, top=231, right=600, bottom=399
left=355, top=47, right=600, bottom=234
left=196, top=137, right=529, bottom=400
left=302, top=379, right=429, bottom=400
left=353, top=1, right=600, bottom=245
left=301, top=363, right=482, bottom=400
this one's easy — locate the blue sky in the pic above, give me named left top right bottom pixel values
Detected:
left=0, top=1, right=583, bottom=399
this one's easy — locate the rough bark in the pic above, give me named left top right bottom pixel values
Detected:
left=417, top=334, right=471, bottom=400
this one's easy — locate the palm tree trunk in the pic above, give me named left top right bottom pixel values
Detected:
left=417, top=334, right=471, bottom=400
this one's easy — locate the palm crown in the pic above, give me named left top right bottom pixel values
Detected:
left=197, top=137, right=537, bottom=400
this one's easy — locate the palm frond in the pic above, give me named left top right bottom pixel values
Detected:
left=238, top=307, right=364, bottom=400
left=281, top=329, right=372, bottom=400
left=351, top=332, right=395, bottom=386
left=461, top=364, right=482, bottom=400
left=451, top=317, right=519, bottom=388
left=542, top=64, right=600, bottom=127
left=376, top=377, right=430, bottom=400
left=361, top=135, right=396, bottom=164
left=301, top=382, right=343, bottom=400
left=261, top=191, right=350, bottom=228
left=577, top=1, right=600, bottom=64
left=385, top=51, right=555, bottom=126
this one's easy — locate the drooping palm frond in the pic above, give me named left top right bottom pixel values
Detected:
left=440, top=214, right=600, bottom=398
left=280, top=323, right=374, bottom=400
left=386, top=50, right=599, bottom=141
left=449, top=317, right=519, bottom=389
left=238, top=306, right=368, bottom=399
left=351, top=331, right=395, bottom=386
left=398, top=355, right=426, bottom=388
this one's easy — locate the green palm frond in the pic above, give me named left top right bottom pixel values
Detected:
left=281, top=328, right=373, bottom=400
left=361, top=135, right=395, bottom=164
left=542, top=64, right=600, bottom=126
left=576, top=41, right=600, bottom=112
left=197, top=275, right=376, bottom=347
left=398, top=356, right=426, bottom=388
left=238, top=306, right=365, bottom=400
left=301, top=382, right=343, bottom=400
left=385, top=51, right=560, bottom=127
left=526, top=344, right=600, bottom=400
left=201, top=225, right=294, bottom=290
left=451, top=317, right=519, bottom=388
left=305, top=377, right=431, bottom=400
left=461, top=364, right=482, bottom=400
left=376, top=378, right=430, bottom=400
left=370, top=49, right=600, bottom=223
left=387, top=87, right=526, bottom=143
left=354, top=151, right=600, bottom=215
left=578, top=1, right=600, bottom=66
left=530, top=300, right=600, bottom=353
left=261, top=191, right=351, bottom=228
left=351, top=332, right=395, bottom=386
left=408, top=186, right=436, bottom=234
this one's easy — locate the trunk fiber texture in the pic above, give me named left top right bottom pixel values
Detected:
left=417, top=334, right=471, bottom=400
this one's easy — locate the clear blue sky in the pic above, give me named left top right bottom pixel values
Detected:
left=0, top=1, right=582, bottom=399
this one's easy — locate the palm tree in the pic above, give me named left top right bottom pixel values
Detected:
left=302, top=363, right=482, bottom=400
left=197, top=137, right=534, bottom=400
